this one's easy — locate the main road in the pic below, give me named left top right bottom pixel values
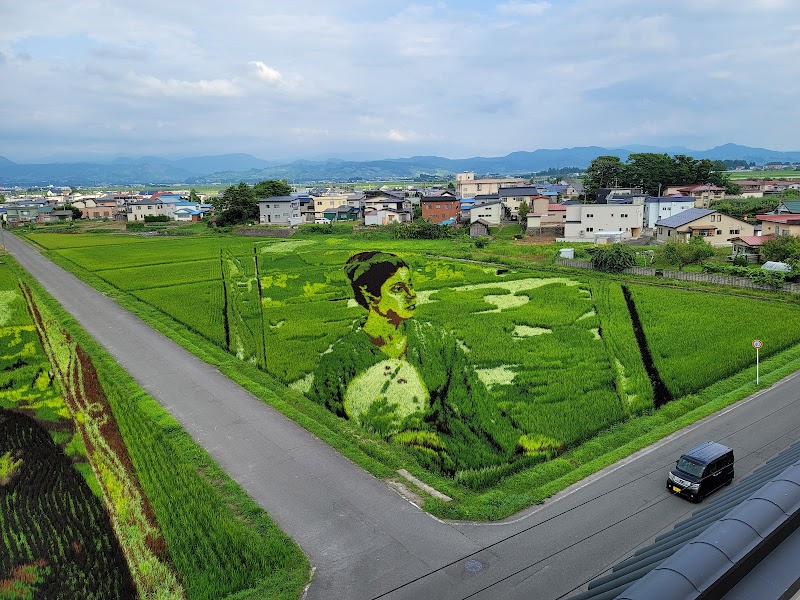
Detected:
left=4, top=232, right=800, bottom=600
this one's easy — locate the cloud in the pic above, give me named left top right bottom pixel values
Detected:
left=131, top=74, right=241, bottom=97
left=249, top=60, right=283, bottom=83
left=496, top=1, right=551, bottom=17
left=387, top=129, right=414, bottom=142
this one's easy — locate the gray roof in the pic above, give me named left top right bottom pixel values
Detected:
left=645, top=196, right=696, bottom=203
left=499, top=186, right=540, bottom=197
left=571, top=440, right=800, bottom=600
left=655, top=208, right=714, bottom=228
left=257, top=196, right=295, bottom=202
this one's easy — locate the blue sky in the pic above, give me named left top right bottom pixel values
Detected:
left=2, top=1, right=798, bottom=162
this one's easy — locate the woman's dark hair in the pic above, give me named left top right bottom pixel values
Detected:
left=344, top=251, right=408, bottom=309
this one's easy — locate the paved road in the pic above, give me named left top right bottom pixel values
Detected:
left=5, top=233, right=800, bottom=600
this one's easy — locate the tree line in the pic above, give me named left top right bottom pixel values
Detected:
left=583, top=153, right=740, bottom=199
left=212, top=180, right=292, bottom=226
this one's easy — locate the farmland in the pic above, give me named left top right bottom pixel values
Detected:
left=26, top=228, right=800, bottom=508
left=0, top=255, right=309, bottom=599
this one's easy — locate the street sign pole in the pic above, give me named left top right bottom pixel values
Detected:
left=753, top=340, right=763, bottom=384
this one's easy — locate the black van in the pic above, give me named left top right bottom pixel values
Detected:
left=666, top=441, right=734, bottom=502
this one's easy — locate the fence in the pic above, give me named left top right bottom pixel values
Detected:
left=554, top=258, right=800, bottom=293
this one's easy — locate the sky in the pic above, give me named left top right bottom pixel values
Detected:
left=2, top=0, right=799, bottom=162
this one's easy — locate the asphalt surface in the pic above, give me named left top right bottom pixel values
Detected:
left=4, top=232, right=800, bottom=600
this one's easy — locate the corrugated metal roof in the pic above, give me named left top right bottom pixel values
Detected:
left=655, top=208, right=714, bottom=228
left=570, top=440, right=800, bottom=600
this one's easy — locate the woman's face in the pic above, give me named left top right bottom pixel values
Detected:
left=373, top=266, right=416, bottom=321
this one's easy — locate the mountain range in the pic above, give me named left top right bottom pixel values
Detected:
left=1, top=144, right=799, bottom=188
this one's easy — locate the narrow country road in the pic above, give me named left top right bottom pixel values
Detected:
left=4, top=232, right=800, bottom=600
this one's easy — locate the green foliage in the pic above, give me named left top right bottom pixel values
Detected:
left=586, top=243, right=637, bottom=273
left=760, top=234, right=800, bottom=265
left=750, top=269, right=785, bottom=289
left=584, top=153, right=735, bottom=197
left=126, top=222, right=145, bottom=231
left=518, top=199, right=530, bottom=221
left=391, top=220, right=455, bottom=239
left=710, top=197, right=776, bottom=221
left=252, top=180, right=292, bottom=199
left=62, top=203, right=83, bottom=220
left=474, top=236, right=488, bottom=248
left=214, top=182, right=257, bottom=226
left=658, top=236, right=715, bottom=270
left=144, top=214, right=170, bottom=223
left=627, top=284, right=800, bottom=398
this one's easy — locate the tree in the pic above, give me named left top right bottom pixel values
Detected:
left=0, top=193, right=6, bottom=203
left=658, top=236, right=714, bottom=270
left=188, top=189, right=200, bottom=203
left=583, top=155, right=627, bottom=198
left=446, top=182, right=455, bottom=191
left=586, top=243, right=637, bottom=273
left=213, top=182, right=258, bottom=226
left=518, top=199, right=530, bottom=222
left=760, top=234, right=800, bottom=265
left=252, top=180, right=292, bottom=199
left=63, top=204, right=83, bottom=220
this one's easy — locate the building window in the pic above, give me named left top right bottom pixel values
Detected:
left=658, top=228, right=662, bottom=234
left=586, top=213, right=593, bottom=218
left=729, top=229, right=739, bottom=235
left=716, top=229, right=722, bottom=235
left=586, top=227, right=594, bottom=232
left=621, top=213, right=628, bottom=218
left=668, top=230, right=671, bottom=236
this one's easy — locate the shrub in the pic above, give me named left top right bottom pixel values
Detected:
left=586, top=243, right=636, bottom=273
left=474, top=236, right=488, bottom=248
left=126, top=222, right=145, bottom=231
left=144, top=215, right=170, bottom=223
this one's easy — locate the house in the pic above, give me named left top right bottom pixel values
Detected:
left=734, top=180, right=766, bottom=198
left=595, top=187, right=644, bottom=203
left=469, top=200, right=504, bottom=226
left=421, top=196, right=460, bottom=224
left=460, top=200, right=475, bottom=222
left=4, top=201, right=49, bottom=226
left=364, top=195, right=412, bottom=214
left=756, top=213, right=800, bottom=237
left=36, top=207, right=73, bottom=223
left=561, top=179, right=584, bottom=199
left=313, top=195, right=350, bottom=216
left=774, top=200, right=800, bottom=215
left=729, top=235, right=775, bottom=263
left=126, top=199, right=177, bottom=221
left=643, top=196, right=697, bottom=229
left=257, top=196, right=302, bottom=226
left=561, top=203, right=644, bottom=241
left=654, top=208, right=754, bottom=246
left=663, top=184, right=727, bottom=208
left=364, top=207, right=411, bottom=226
left=470, top=218, right=491, bottom=238
left=322, top=204, right=361, bottom=222
left=82, top=198, right=120, bottom=220
left=174, top=208, right=204, bottom=222
left=455, top=172, right=525, bottom=199
left=543, top=203, right=567, bottom=227
left=499, top=186, right=544, bottom=219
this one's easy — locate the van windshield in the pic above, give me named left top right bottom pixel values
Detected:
left=677, top=457, right=705, bottom=477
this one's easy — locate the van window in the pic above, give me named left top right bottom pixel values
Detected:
left=677, top=457, right=704, bottom=477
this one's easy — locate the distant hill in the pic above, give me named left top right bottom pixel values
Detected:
left=1, top=146, right=798, bottom=187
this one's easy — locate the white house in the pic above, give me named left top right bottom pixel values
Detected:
left=499, top=186, right=542, bottom=219
left=258, top=196, right=302, bottom=226
left=469, top=200, right=504, bottom=226
left=561, top=203, right=644, bottom=242
left=126, top=199, right=178, bottom=221
left=364, top=207, right=411, bottom=226
left=644, top=196, right=696, bottom=229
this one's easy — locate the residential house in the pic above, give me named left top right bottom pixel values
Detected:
left=643, top=196, right=697, bottom=229
left=469, top=200, right=504, bottom=226
left=322, top=204, right=361, bottom=222
left=455, top=172, right=525, bottom=199
left=499, top=186, right=543, bottom=219
left=364, top=207, right=411, bottom=226
left=560, top=179, right=584, bottom=199
left=541, top=203, right=567, bottom=228
left=729, top=235, right=776, bottom=263
left=654, top=208, right=754, bottom=245
left=296, top=195, right=316, bottom=223
left=561, top=203, right=644, bottom=241
left=733, top=181, right=766, bottom=198
left=774, top=200, right=800, bottom=215
left=663, top=185, right=726, bottom=208
left=36, top=207, right=73, bottom=223
left=364, top=194, right=412, bottom=214
left=82, top=198, right=120, bottom=220
left=756, top=213, right=800, bottom=237
left=257, top=196, right=302, bottom=226
left=421, top=196, right=460, bottom=224
left=313, top=195, right=350, bottom=216
left=126, top=198, right=178, bottom=221
left=174, top=208, right=204, bottom=222
left=595, top=187, right=643, bottom=203
left=4, top=200, right=49, bottom=226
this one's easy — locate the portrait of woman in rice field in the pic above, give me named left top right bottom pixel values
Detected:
left=308, top=251, right=519, bottom=475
